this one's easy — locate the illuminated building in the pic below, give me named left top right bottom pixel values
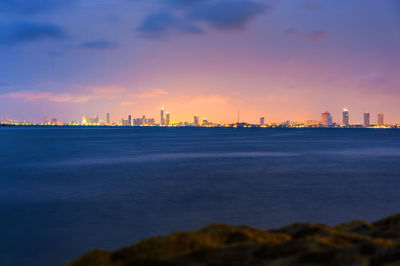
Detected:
left=82, top=115, right=99, bottom=125
left=160, top=108, right=165, bottom=125
left=321, top=112, right=333, bottom=126
left=128, top=115, right=132, bottom=126
left=364, top=112, right=370, bottom=127
left=378, top=113, right=384, bottom=126
left=106, top=113, right=111, bottom=125
left=194, top=114, right=199, bottom=126
left=343, top=108, right=349, bottom=126
left=260, top=117, right=265, bottom=126
left=147, top=118, right=155, bottom=125
left=166, top=112, right=170, bottom=125
left=306, top=120, right=319, bottom=126
left=141, top=115, right=147, bottom=125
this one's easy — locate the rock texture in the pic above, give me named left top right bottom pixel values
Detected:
left=68, top=214, right=400, bottom=266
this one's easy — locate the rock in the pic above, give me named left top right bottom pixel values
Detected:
left=67, top=215, right=400, bottom=266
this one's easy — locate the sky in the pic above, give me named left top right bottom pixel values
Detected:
left=0, top=0, right=399, bottom=124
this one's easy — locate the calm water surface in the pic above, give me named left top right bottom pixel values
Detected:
left=1, top=127, right=400, bottom=265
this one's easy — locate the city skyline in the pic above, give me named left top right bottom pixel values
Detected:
left=2, top=106, right=394, bottom=128
left=0, top=1, right=399, bottom=123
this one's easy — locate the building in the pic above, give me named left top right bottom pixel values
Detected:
left=364, top=112, right=370, bottom=127
left=260, top=117, right=265, bottom=126
left=160, top=108, right=165, bottom=125
left=378, top=113, right=384, bottom=126
left=342, top=108, right=349, bottom=126
left=82, top=115, right=99, bottom=125
left=321, top=112, right=333, bottom=126
left=194, top=114, right=199, bottom=126
left=128, top=115, right=132, bottom=126
left=306, top=120, right=319, bottom=126
left=141, top=115, right=147, bottom=125
left=106, top=113, right=111, bottom=125
left=166, top=112, right=170, bottom=125
left=147, top=118, right=155, bottom=125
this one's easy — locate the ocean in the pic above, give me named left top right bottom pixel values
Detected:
left=1, top=127, right=400, bottom=266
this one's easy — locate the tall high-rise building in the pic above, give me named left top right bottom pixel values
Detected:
left=363, top=112, right=370, bottom=127
left=321, top=112, right=333, bottom=126
left=166, top=112, right=170, bottom=125
left=260, top=117, right=265, bottom=126
left=128, top=115, right=132, bottom=126
left=106, top=113, right=111, bottom=125
left=160, top=108, right=165, bottom=125
left=194, top=114, right=199, bottom=126
left=378, top=113, right=384, bottom=126
left=342, top=108, right=349, bottom=126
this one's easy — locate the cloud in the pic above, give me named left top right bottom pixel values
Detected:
left=86, top=86, right=125, bottom=94
left=81, top=40, right=119, bottom=50
left=0, top=21, right=66, bottom=45
left=130, top=89, right=168, bottom=98
left=191, top=94, right=230, bottom=104
left=0, top=0, right=74, bottom=15
left=0, top=86, right=125, bottom=103
left=137, top=0, right=267, bottom=38
left=166, top=0, right=209, bottom=9
left=120, top=101, right=135, bottom=106
left=137, top=12, right=203, bottom=38
left=0, top=91, right=90, bottom=103
left=285, top=28, right=328, bottom=41
left=188, top=1, right=268, bottom=30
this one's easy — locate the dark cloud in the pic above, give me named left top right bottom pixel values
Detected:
left=285, top=28, right=328, bottom=41
left=167, top=0, right=210, bottom=9
left=0, top=21, right=66, bottom=45
left=188, top=1, right=268, bottom=30
left=137, top=0, right=268, bottom=38
left=81, top=40, right=119, bottom=49
left=137, top=12, right=203, bottom=38
left=0, top=0, right=74, bottom=15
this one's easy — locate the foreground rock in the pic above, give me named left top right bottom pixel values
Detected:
left=68, top=214, right=400, bottom=266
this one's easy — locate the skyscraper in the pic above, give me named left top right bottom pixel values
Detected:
left=194, top=114, right=199, bottom=126
left=364, top=112, right=370, bottom=127
left=342, top=108, right=349, bottom=126
left=321, top=112, right=333, bottom=126
left=106, top=113, right=111, bottom=125
left=378, top=113, right=384, bottom=126
left=260, top=117, right=265, bottom=126
left=160, top=108, right=165, bottom=125
left=166, top=112, right=170, bottom=125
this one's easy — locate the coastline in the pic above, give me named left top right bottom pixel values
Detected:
left=68, top=213, right=400, bottom=266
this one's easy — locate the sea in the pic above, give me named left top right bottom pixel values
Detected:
left=1, top=126, right=400, bottom=266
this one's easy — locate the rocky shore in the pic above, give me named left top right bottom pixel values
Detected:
left=68, top=214, right=400, bottom=266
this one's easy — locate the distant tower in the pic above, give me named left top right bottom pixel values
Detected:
left=363, top=112, right=370, bottom=127
left=321, top=112, right=333, bottom=126
left=106, top=113, right=111, bottom=125
left=194, top=114, right=199, bottom=126
left=260, top=117, right=265, bottom=126
left=128, top=115, right=132, bottom=126
left=166, top=112, right=170, bottom=126
left=160, top=108, right=165, bottom=125
left=378, top=113, right=384, bottom=126
left=342, top=108, right=349, bottom=126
